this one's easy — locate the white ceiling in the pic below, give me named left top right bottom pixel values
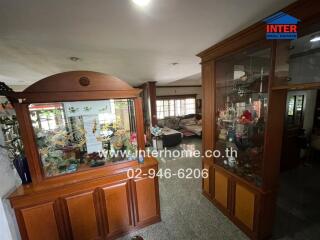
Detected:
left=0, top=0, right=295, bottom=89
left=291, top=31, right=320, bottom=55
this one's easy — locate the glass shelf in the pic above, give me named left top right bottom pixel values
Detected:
left=29, top=99, right=138, bottom=177
left=215, top=45, right=271, bottom=187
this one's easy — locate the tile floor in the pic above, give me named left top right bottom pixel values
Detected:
left=119, top=137, right=249, bottom=240
left=120, top=138, right=320, bottom=240
left=272, top=159, right=320, bottom=240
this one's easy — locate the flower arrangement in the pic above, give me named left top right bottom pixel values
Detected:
left=151, top=126, right=163, bottom=137
left=0, top=100, right=24, bottom=164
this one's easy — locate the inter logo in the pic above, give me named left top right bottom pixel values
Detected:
left=263, top=12, right=300, bottom=40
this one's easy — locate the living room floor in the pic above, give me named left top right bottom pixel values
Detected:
left=119, top=137, right=249, bottom=240
left=120, top=137, right=320, bottom=240
left=272, top=159, right=320, bottom=240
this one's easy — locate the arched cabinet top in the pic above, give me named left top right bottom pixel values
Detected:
left=1, top=71, right=141, bottom=103
left=24, top=71, right=135, bottom=93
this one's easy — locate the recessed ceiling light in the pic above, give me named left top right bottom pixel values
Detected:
left=310, top=35, right=320, bottom=42
left=132, top=0, right=151, bottom=7
left=69, top=57, right=80, bottom=62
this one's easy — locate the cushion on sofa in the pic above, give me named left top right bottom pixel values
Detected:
left=157, top=119, right=165, bottom=128
left=179, top=117, right=197, bottom=126
left=165, top=117, right=181, bottom=129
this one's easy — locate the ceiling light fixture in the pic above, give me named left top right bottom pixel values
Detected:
left=69, top=57, right=80, bottom=62
left=310, top=35, right=320, bottom=42
left=132, top=0, right=151, bottom=7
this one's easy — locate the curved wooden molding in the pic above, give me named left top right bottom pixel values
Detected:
left=24, top=71, right=134, bottom=93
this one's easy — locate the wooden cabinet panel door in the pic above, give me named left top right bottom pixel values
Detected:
left=101, top=181, right=133, bottom=237
left=214, top=170, right=229, bottom=209
left=234, top=184, right=256, bottom=230
left=20, top=202, right=60, bottom=240
left=64, top=191, right=101, bottom=240
left=132, top=177, right=159, bottom=224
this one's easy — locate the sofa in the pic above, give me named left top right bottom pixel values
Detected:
left=157, top=114, right=202, bottom=136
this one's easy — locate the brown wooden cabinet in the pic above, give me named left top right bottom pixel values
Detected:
left=132, top=176, right=160, bottom=226
left=3, top=71, right=161, bottom=240
left=19, top=202, right=60, bottom=240
left=11, top=164, right=160, bottom=240
left=63, top=190, right=102, bottom=240
left=101, top=181, right=133, bottom=238
left=199, top=39, right=283, bottom=239
left=198, top=1, right=320, bottom=239
left=234, top=183, right=256, bottom=231
left=208, top=165, right=271, bottom=239
left=214, top=169, right=229, bottom=209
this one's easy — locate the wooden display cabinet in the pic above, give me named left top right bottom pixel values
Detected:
left=1, top=71, right=161, bottom=240
left=201, top=43, right=280, bottom=238
left=199, top=1, right=320, bottom=239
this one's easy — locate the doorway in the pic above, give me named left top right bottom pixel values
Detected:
left=281, top=90, right=317, bottom=171
left=274, top=27, right=320, bottom=239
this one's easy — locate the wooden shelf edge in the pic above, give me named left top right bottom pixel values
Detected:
left=8, top=157, right=159, bottom=199
left=272, top=82, right=320, bottom=91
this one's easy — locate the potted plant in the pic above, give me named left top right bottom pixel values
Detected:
left=0, top=100, right=31, bottom=184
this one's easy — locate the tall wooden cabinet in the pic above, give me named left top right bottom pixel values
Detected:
left=2, top=71, right=161, bottom=240
left=200, top=41, right=285, bottom=240
left=198, top=1, right=320, bottom=239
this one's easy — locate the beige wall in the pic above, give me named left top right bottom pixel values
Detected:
left=8, top=85, right=28, bottom=92
left=156, top=86, right=202, bottom=99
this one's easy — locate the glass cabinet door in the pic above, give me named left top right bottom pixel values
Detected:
left=215, top=45, right=271, bottom=187
left=29, top=99, right=137, bottom=177
left=274, top=28, right=320, bottom=87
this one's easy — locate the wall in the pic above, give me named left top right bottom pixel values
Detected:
left=0, top=103, right=21, bottom=240
left=287, top=34, right=320, bottom=136
left=289, top=31, right=320, bottom=84
left=8, top=85, right=28, bottom=92
left=156, top=86, right=202, bottom=99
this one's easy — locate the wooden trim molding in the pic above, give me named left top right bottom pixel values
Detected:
left=157, top=94, right=197, bottom=100
left=24, top=71, right=134, bottom=92
left=156, top=85, right=201, bottom=88
left=148, top=82, right=157, bottom=126
left=134, top=97, right=146, bottom=150
left=272, top=82, right=320, bottom=91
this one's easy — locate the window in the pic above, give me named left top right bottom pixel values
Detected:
left=156, top=96, right=196, bottom=119
left=29, top=103, right=64, bottom=131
